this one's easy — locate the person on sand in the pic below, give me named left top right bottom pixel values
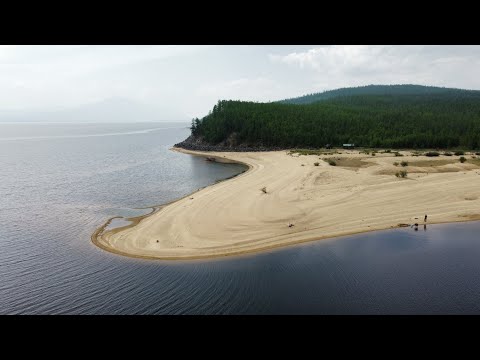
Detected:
left=424, top=214, right=427, bottom=222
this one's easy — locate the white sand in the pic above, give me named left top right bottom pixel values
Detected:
left=93, top=149, right=480, bottom=260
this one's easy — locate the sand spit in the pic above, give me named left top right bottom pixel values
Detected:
left=93, top=149, right=480, bottom=260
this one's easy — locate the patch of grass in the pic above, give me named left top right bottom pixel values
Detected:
left=454, top=151, right=465, bottom=156
left=326, top=159, right=336, bottom=166
left=314, top=162, right=319, bottom=166
left=341, top=158, right=372, bottom=168
left=425, top=151, right=440, bottom=157
left=443, top=152, right=452, bottom=156
left=399, top=170, right=408, bottom=178
left=409, top=159, right=456, bottom=167
left=290, top=149, right=324, bottom=156
left=261, top=187, right=267, bottom=194
left=470, top=158, right=480, bottom=166
left=371, top=152, right=376, bottom=156
left=460, top=156, right=467, bottom=163
left=394, top=152, right=404, bottom=157
left=476, top=152, right=480, bottom=156
left=321, top=157, right=373, bottom=169
left=401, top=161, right=408, bottom=167
left=393, top=162, right=399, bottom=166
left=383, top=149, right=391, bottom=153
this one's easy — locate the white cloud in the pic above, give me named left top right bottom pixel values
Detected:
left=0, top=45, right=216, bottom=112
left=188, top=77, right=282, bottom=118
left=270, top=45, right=428, bottom=75
left=197, top=77, right=276, bottom=98
left=269, top=45, right=480, bottom=91
left=1, top=45, right=480, bottom=121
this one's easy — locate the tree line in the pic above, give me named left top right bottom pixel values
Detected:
left=278, top=84, right=480, bottom=105
left=190, top=90, right=480, bottom=150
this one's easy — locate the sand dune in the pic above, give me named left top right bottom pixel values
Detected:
left=93, top=149, right=480, bottom=260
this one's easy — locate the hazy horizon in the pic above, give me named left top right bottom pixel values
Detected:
left=2, top=45, right=480, bottom=122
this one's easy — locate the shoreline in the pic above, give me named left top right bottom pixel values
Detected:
left=92, top=148, right=480, bottom=260
left=91, top=148, right=253, bottom=260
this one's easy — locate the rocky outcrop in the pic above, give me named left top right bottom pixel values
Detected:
left=174, top=135, right=285, bottom=152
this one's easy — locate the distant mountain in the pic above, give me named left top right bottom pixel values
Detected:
left=0, top=97, right=181, bottom=123
left=278, top=84, right=480, bottom=105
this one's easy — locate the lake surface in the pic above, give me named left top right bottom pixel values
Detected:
left=1, top=123, right=480, bottom=314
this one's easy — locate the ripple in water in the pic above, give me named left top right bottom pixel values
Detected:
left=1, top=122, right=480, bottom=314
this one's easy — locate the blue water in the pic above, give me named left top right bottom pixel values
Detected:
left=1, top=123, right=480, bottom=314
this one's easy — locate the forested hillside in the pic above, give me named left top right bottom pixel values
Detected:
left=278, top=84, right=480, bottom=105
left=187, top=86, right=480, bottom=150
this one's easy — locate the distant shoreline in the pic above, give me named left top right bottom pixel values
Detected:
left=92, top=148, right=480, bottom=260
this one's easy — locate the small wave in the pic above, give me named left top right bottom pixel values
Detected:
left=0, top=126, right=184, bottom=142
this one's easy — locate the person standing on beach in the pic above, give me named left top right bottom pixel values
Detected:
left=424, top=214, right=427, bottom=222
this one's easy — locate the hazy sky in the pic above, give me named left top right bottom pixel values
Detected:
left=1, top=45, right=480, bottom=121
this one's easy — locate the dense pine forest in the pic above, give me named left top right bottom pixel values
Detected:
left=188, top=85, right=480, bottom=149
left=278, top=84, right=478, bottom=105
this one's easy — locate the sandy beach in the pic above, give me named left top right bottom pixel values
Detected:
left=93, top=149, right=480, bottom=260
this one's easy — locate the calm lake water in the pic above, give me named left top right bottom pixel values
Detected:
left=1, top=123, right=480, bottom=314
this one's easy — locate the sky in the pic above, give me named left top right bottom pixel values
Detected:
left=1, top=45, right=480, bottom=121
